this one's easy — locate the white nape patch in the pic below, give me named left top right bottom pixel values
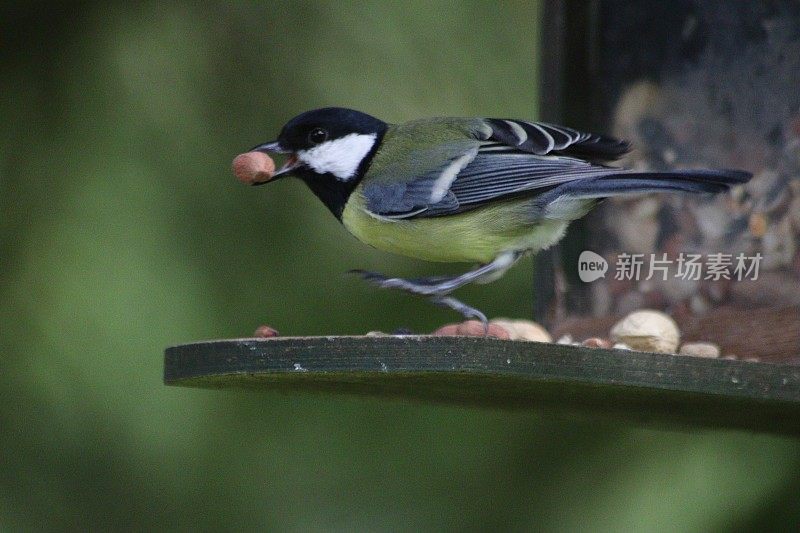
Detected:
left=297, top=133, right=377, bottom=180
left=504, top=120, right=528, bottom=145
left=428, top=147, right=479, bottom=203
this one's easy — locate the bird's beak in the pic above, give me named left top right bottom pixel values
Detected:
left=250, top=141, right=301, bottom=182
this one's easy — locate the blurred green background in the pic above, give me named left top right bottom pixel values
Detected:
left=2, top=1, right=800, bottom=531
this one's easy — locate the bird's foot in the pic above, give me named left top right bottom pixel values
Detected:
left=350, top=270, right=489, bottom=331
left=430, top=295, right=489, bottom=333
left=350, top=253, right=522, bottom=332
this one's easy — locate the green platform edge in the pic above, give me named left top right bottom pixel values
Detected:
left=164, top=336, right=800, bottom=436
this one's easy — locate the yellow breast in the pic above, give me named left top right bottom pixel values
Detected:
left=341, top=191, right=568, bottom=263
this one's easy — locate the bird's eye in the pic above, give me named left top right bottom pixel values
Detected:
left=308, top=128, right=328, bottom=145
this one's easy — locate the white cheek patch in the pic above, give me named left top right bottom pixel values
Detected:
left=297, top=133, right=377, bottom=181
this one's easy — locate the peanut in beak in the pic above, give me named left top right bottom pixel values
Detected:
left=232, top=151, right=276, bottom=185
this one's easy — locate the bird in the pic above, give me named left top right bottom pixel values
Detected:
left=241, top=107, right=751, bottom=327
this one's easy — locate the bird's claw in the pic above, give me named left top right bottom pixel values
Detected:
left=350, top=269, right=490, bottom=331
left=430, top=296, right=489, bottom=333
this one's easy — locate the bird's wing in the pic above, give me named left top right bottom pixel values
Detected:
left=361, top=118, right=630, bottom=219
left=361, top=138, right=481, bottom=217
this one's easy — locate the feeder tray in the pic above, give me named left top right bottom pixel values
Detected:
left=164, top=336, right=800, bottom=436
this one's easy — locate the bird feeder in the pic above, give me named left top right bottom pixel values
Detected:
left=165, top=0, right=800, bottom=435
left=535, top=0, right=800, bottom=366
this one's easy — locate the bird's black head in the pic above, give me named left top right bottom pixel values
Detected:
left=251, top=107, right=388, bottom=220
left=276, top=107, right=387, bottom=154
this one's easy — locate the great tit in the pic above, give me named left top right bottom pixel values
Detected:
left=248, top=107, right=750, bottom=325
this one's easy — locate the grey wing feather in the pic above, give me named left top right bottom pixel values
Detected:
left=422, top=151, right=615, bottom=216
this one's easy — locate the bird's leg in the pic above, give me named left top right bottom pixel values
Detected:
left=351, top=252, right=521, bottom=327
left=352, top=251, right=521, bottom=295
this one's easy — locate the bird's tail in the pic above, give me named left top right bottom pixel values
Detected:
left=535, top=168, right=751, bottom=220
left=552, top=168, right=750, bottom=199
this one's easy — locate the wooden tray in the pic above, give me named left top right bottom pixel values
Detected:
left=164, top=336, right=800, bottom=436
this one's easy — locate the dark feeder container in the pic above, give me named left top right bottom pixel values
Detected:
left=164, top=1, right=800, bottom=436
left=537, top=0, right=800, bottom=364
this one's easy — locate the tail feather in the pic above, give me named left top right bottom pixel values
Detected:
left=538, top=168, right=751, bottom=203
left=535, top=168, right=751, bottom=220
